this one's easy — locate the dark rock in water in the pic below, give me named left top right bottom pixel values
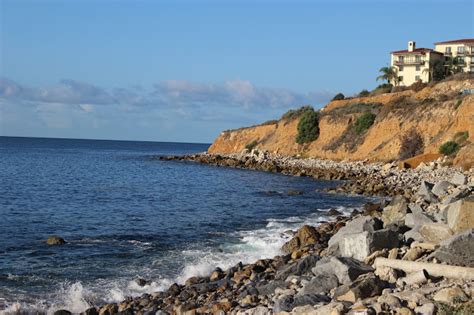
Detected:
left=281, top=225, right=319, bottom=254
left=53, top=310, right=71, bottom=315
left=287, top=189, right=303, bottom=196
left=273, top=294, right=331, bottom=312
left=327, top=208, right=343, bottom=216
left=311, top=256, right=373, bottom=285
left=135, top=278, right=151, bottom=287
left=433, top=229, right=474, bottom=267
left=275, top=254, right=320, bottom=280
left=83, top=307, right=99, bottom=315
left=299, top=274, right=339, bottom=295
left=46, top=236, right=66, bottom=245
left=256, top=280, right=288, bottom=296
left=334, top=273, right=388, bottom=302
left=168, top=283, right=181, bottom=296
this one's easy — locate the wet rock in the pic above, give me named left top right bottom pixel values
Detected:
left=53, top=310, right=72, bottom=315
left=275, top=254, right=320, bottom=280
left=98, top=304, right=118, bottom=315
left=381, top=195, right=408, bottom=227
left=281, top=225, right=319, bottom=254
left=446, top=196, right=474, bottom=234
left=327, top=208, right=343, bottom=216
left=210, top=267, right=224, bottom=282
left=135, top=278, right=151, bottom=287
left=83, top=307, right=99, bottom=315
left=299, top=274, right=339, bottom=295
left=334, top=273, right=388, bottom=303
left=311, top=256, right=373, bottom=285
left=419, top=223, right=453, bottom=244
left=433, top=229, right=474, bottom=267
left=46, top=236, right=66, bottom=245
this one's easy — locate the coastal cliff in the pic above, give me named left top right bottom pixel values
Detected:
left=208, top=79, right=474, bottom=169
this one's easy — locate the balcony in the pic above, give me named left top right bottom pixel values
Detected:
left=394, top=59, right=425, bottom=65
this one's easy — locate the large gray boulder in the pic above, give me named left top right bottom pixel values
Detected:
left=404, top=212, right=433, bottom=229
left=446, top=196, right=474, bottom=234
left=419, top=223, right=453, bottom=244
left=418, top=181, right=437, bottom=203
left=311, top=256, right=373, bottom=285
left=431, top=181, right=452, bottom=198
left=450, top=173, right=467, bottom=186
left=275, top=254, right=320, bottom=280
left=333, top=273, right=388, bottom=303
left=298, top=274, right=339, bottom=295
left=328, top=216, right=382, bottom=250
left=381, top=196, right=408, bottom=227
left=433, top=229, right=474, bottom=267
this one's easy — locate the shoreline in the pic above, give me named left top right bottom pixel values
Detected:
left=58, top=153, right=474, bottom=314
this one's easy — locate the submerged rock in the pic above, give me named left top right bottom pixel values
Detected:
left=45, top=236, right=66, bottom=245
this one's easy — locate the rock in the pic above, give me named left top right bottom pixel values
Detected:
left=46, top=236, right=66, bottom=245
left=433, top=286, right=468, bottom=304
left=419, top=223, right=453, bottom=244
left=334, top=273, right=387, bottom=303
left=311, top=256, right=373, bottom=285
left=414, top=303, right=436, bottom=315
left=381, top=195, right=408, bottom=227
left=212, top=301, right=232, bottom=313
left=210, top=268, right=224, bottom=282
left=334, top=228, right=400, bottom=261
left=431, top=181, right=452, bottom=198
left=53, top=310, right=72, bottom=315
left=401, top=247, right=425, bottom=261
left=374, top=266, right=398, bottom=283
left=450, top=173, right=467, bottom=186
left=84, top=308, right=99, bottom=315
left=244, top=306, right=271, bottom=315
left=256, top=280, right=287, bottom=296
left=275, top=254, right=320, bottom=280
left=299, top=274, right=339, bottom=295
left=327, top=208, right=343, bottom=216
left=377, top=294, right=402, bottom=308
left=135, top=278, right=150, bottom=287
left=292, top=302, right=345, bottom=315
left=446, top=196, right=474, bottom=234
left=282, top=225, right=319, bottom=254
left=433, top=229, right=474, bottom=267
left=273, top=294, right=331, bottom=313
left=98, top=304, right=118, bottom=315
left=418, top=181, right=437, bottom=203
left=395, top=307, right=414, bottom=315
left=240, top=294, right=257, bottom=307
left=404, top=213, right=433, bottom=230
left=328, top=216, right=382, bottom=250
left=404, top=229, right=425, bottom=243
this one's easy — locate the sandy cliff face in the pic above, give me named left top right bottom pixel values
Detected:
left=208, top=80, right=474, bottom=167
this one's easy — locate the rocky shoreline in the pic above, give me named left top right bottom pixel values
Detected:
left=59, top=152, right=473, bottom=315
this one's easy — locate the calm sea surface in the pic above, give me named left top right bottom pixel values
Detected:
left=0, top=137, right=371, bottom=313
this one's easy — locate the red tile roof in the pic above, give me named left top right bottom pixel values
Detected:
left=391, top=48, right=442, bottom=55
left=434, top=38, right=474, bottom=45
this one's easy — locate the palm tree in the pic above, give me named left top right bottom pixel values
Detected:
left=423, top=59, right=447, bottom=82
left=444, top=56, right=464, bottom=76
left=377, top=66, right=399, bottom=86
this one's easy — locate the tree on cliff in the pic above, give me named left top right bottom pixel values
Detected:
left=377, top=66, right=399, bottom=86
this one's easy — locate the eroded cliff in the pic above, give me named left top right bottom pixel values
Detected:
left=208, top=79, right=474, bottom=167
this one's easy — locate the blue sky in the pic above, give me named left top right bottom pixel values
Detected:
left=1, top=0, right=473, bottom=142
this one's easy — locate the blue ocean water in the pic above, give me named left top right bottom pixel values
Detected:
left=0, top=137, right=370, bottom=313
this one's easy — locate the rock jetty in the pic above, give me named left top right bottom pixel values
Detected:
left=69, top=152, right=473, bottom=315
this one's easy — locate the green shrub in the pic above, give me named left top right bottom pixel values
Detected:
left=353, top=112, right=376, bottom=135
left=281, top=106, right=314, bottom=121
left=439, top=141, right=460, bottom=156
left=332, top=93, right=345, bottom=101
left=245, top=140, right=258, bottom=151
left=359, top=90, right=370, bottom=97
left=296, top=109, right=319, bottom=144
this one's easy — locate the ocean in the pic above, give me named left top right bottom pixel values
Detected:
left=0, top=136, right=371, bottom=313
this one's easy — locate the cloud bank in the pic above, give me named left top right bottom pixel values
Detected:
left=0, top=77, right=333, bottom=141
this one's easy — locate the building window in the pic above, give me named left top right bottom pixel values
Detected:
left=415, top=75, right=420, bottom=81
left=415, top=55, right=421, bottom=63
left=445, top=47, right=452, bottom=54
left=458, top=57, right=465, bottom=64
left=457, top=46, right=465, bottom=54
left=416, top=65, right=420, bottom=71
left=398, top=56, right=404, bottom=63
left=399, top=66, right=403, bottom=71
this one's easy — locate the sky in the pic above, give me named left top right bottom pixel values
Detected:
left=1, top=0, right=473, bottom=143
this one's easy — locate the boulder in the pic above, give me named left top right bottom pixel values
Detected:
left=433, top=286, right=468, bottom=304
left=404, top=213, right=433, bottom=230
left=433, top=229, right=474, bottom=267
left=414, top=303, right=436, bottom=315
left=450, top=173, right=467, bottom=186
left=419, top=223, right=453, bottom=245
left=334, top=228, right=400, bottom=261
left=46, top=236, right=66, bottom=245
left=328, top=216, right=382, bottom=250
left=446, top=196, right=474, bottom=234
left=431, top=181, right=452, bottom=198
left=273, top=294, right=330, bottom=313
left=275, top=255, right=320, bottom=280
left=298, top=274, right=339, bottom=295
left=256, top=280, right=288, bottom=296
left=281, top=225, right=319, bottom=254
left=334, top=273, right=388, bottom=303
left=381, top=196, right=408, bottom=227
left=292, top=302, right=346, bottom=315
left=417, top=181, right=437, bottom=203
left=311, top=256, right=373, bottom=285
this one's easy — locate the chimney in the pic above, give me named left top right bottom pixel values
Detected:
left=408, top=41, right=416, bottom=52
